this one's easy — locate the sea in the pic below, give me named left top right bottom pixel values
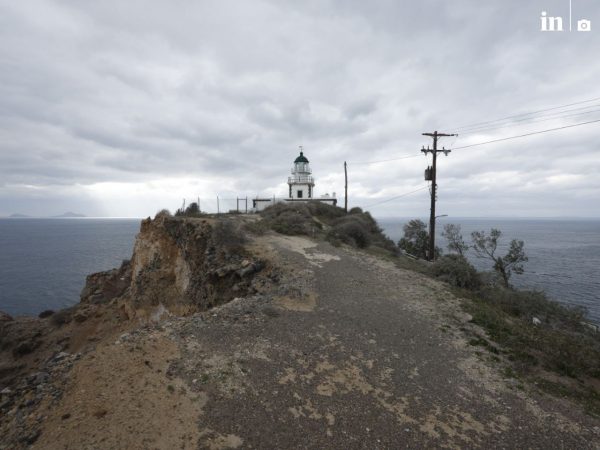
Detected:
left=0, top=217, right=599, bottom=324
left=0, top=219, right=140, bottom=317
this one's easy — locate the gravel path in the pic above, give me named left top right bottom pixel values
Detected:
left=171, top=235, right=600, bottom=449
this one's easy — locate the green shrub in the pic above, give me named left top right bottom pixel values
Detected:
left=478, top=287, right=586, bottom=328
left=305, top=202, right=346, bottom=221
left=327, top=218, right=371, bottom=248
left=260, top=202, right=396, bottom=254
left=398, top=219, right=441, bottom=259
left=432, top=254, right=481, bottom=290
left=260, top=203, right=315, bottom=236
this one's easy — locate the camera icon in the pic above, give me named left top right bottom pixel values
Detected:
left=577, top=19, right=592, bottom=31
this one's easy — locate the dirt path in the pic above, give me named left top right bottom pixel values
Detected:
left=32, top=235, right=600, bottom=449
left=176, top=235, right=600, bottom=448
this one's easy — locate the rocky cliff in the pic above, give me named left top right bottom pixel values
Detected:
left=81, top=214, right=268, bottom=319
left=0, top=213, right=273, bottom=448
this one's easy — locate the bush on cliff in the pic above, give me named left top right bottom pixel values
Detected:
left=397, top=219, right=441, bottom=259
left=432, top=254, right=481, bottom=290
left=305, top=202, right=346, bottom=221
left=326, top=216, right=372, bottom=248
left=175, top=202, right=205, bottom=218
left=260, top=202, right=396, bottom=253
left=260, top=203, right=317, bottom=235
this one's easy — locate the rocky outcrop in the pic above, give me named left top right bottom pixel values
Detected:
left=80, top=260, right=131, bottom=304
left=0, top=214, right=272, bottom=449
left=127, top=215, right=265, bottom=317
left=78, top=214, right=267, bottom=319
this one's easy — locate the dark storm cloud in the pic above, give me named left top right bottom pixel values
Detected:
left=0, top=0, right=599, bottom=217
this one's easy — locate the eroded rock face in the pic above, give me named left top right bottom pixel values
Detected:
left=80, top=260, right=132, bottom=304
left=78, top=215, right=267, bottom=319
left=125, top=215, right=264, bottom=317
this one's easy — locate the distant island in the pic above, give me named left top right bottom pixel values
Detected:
left=4, top=212, right=86, bottom=218
left=52, top=212, right=86, bottom=218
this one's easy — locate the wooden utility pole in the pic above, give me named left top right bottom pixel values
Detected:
left=344, top=161, right=348, bottom=213
left=421, top=131, right=456, bottom=261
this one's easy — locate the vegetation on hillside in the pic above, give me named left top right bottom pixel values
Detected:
left=175, top=202, right=205, bottom=218
left=429, top=223, right=600, bottom=415
left=397, top=219, right=441, bottom=259
left=257, top=202, right=397, bottom=253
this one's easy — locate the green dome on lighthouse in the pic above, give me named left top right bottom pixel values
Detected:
left=294, top=151, right=309, bottom=163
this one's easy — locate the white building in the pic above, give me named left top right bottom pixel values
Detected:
left=253, top=149, right=337, bottom=212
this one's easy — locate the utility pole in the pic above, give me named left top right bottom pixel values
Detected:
left=344, top=161, right=348, bottom=213
left=421, top=131, right=456, bottom=261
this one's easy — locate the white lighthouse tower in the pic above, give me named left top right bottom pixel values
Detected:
left=288, top=147, right=315, bottom=200
left=252, top=147, right=337, bottom=211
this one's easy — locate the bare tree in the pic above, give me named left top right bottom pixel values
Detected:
left=471, top=228, right=527, bottom=287
left=442, top=224, right=469, bottom=256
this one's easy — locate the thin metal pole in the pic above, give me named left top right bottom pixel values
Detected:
left=344, top=161, right=348, bottom=213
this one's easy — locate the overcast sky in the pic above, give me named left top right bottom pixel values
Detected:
left=1, top=0, right=599, bottom=218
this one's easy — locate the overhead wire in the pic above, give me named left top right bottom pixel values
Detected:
left=348, top=154, right=421, bottom=165
left=350, top=96, right=600, bottom=166
left=448, top=95, right=600, bottom=132
left=451, top=118, right=600, bottom=150
left=363, top=185, right=429, bottom=208
left=456, top=103, right=600, bottom=135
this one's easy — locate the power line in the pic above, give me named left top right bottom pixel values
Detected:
left=458, top=106, right=600, bottom=136
left=449, top=95, right=600, bottom=132
left=364, top=185, right=429, bottom=208
left=456, top=101, right=600, bottom=133
left=452, top=118, right=600, bottom=150
left=349, top=154, right=421, bottom=165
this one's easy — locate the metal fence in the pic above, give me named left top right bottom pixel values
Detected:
left=176, top=197, right=254, bottom=214
left=174, top=195, right=338, bottom=214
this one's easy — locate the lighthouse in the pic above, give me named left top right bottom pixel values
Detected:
left=252, top=147, right=337, bottom=211
left=288, top=147, right=315, bottom=200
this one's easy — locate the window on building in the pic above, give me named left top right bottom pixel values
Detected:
left=297, top=190, right=303, bottom=198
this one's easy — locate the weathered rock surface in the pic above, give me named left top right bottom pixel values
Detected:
left=80, top=259, right=131, bottom=304
left=124, top=215, right=267, bottom=317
